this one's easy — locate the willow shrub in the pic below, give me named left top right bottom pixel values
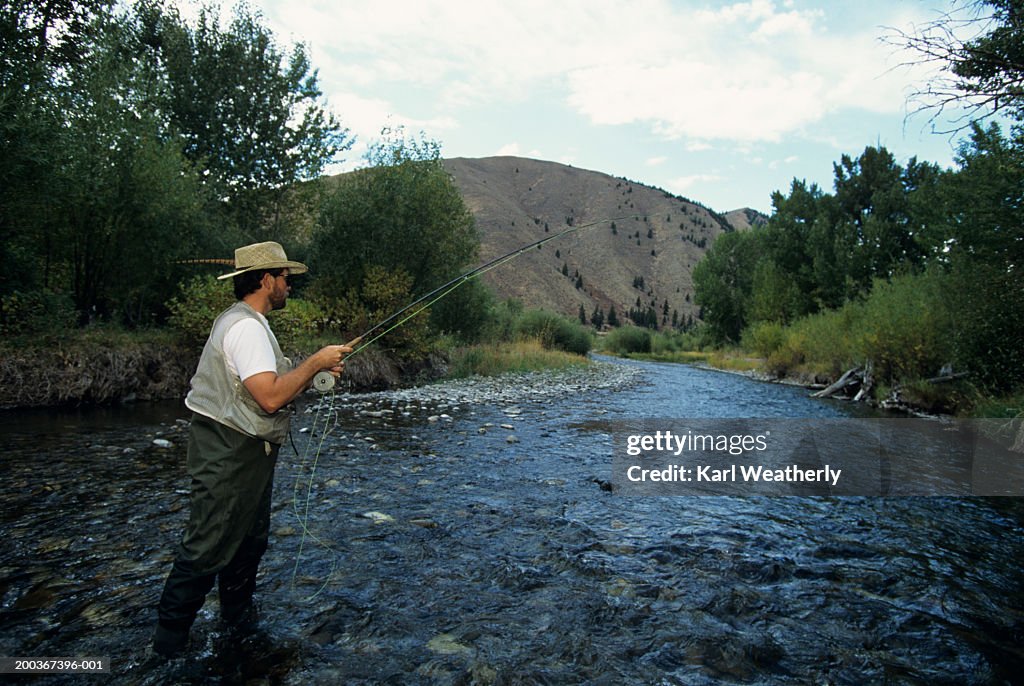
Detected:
left=853, top=270, right=952, bottom=384
left=754, top=269, right=953, bottom=383
left=513, top=309, right=592, bottom=355
left=602, top=325, right=652, bottom=355
left=741, top=321, right=787, bottom=359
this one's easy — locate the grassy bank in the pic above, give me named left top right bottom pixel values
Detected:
left=594, top=323, right=1023, bottom=419
left=446, top=339, right=591, bottom=379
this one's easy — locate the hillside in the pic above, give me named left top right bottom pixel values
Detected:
left=723, top=207, right=770, bottom=231
left=443, top=156, right=750, bottom=328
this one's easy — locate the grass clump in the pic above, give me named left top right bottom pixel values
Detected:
left=446, top=339, right=590, bottom=378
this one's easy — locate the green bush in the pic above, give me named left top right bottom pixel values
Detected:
left=854, top=271, right=952, bottom=383
left=446, top=339, right=589, bottom=378
left=268, top=298, right=331, bottom=351
left=478, top=299, right=523, bottom=343
left=0, top=289, right=77, bottom=338
left=603, top=325, right=652, bottom=355
left=782, top=307, right=861, bottom=378
left=753, top=270, right=955, bottom=384
left=741, top=321, right=787, bottom=358
left=166, top=275, right=329, bottom=350
left=513, top=309, right=592, bottom=355
left=166, top=276, right=235, bottom=344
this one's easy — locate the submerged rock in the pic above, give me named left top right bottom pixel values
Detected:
left=361, top=511, right=394, bottom=523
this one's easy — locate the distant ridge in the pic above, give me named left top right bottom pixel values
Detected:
left=443, top=156, right=756, bottom=327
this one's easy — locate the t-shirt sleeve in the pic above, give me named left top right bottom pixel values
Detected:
left=223, top=318, right=278, bottom=382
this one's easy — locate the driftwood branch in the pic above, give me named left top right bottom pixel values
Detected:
left=811, top=367, right=862, bottom=399
left=926, top=371, right=970, bottom=384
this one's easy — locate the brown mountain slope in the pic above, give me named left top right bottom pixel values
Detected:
left=443, top=156, right=740, bottom=328
left=723, top=207, right=770, bottom=231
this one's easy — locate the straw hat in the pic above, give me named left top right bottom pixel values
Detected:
left=216, top=241, right=309, bottom=280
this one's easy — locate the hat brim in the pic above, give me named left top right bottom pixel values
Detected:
left=217, top=261, right=309, bottom=280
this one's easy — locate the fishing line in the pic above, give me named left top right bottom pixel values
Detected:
left=291, top=215, right=628, bottom=596
left=289, top=386, right=345, bottom=600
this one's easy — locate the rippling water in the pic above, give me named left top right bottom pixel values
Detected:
left=0, top=357, right=1021, bottom=684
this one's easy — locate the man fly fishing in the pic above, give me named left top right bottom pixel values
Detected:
left=152, top=241, right=353, bottom=658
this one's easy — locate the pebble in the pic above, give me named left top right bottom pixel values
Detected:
left=152, top=439, right=174, bottom=449
left=426, top=633, right=472, bottom=655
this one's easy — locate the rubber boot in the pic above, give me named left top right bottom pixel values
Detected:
left=152, top=623, right=190, bottom=658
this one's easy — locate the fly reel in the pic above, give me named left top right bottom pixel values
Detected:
left=312, top=370, right=336, bottom=393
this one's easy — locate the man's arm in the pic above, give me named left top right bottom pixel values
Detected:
left=243, top=344, right=352, bottom=413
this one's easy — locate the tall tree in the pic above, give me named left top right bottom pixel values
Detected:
left=152, top=1, right=350, bottom=241
left=0, top=0, right=114, bottom=298
left=935, top=123, right=1024, bottom=391
left=692, top=230, right=757, bottom=342
left=47, top=9, right=208, bottom=323
left=831, top=146, right=937, bottom=290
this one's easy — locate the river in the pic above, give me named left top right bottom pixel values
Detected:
left=0, top=356, right=1021, bottom=684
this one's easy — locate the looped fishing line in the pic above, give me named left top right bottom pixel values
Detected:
left=289, top=385, right=344, bottom=600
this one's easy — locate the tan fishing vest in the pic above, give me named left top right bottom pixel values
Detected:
left=185, top=301, right=292, bottom=444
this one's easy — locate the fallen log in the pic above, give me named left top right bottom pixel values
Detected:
left=811, top=367, right=862, bottom=398
left=925, top=372, right=970, bottom=384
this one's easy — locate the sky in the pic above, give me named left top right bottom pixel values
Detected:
left=177, top=0, right=976, bottom=214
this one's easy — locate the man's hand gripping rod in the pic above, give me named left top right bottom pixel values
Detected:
left=312, top=335, right=361, bottom=393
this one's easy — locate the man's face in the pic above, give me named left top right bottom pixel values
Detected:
left=268, top=270, right=290, bottom=311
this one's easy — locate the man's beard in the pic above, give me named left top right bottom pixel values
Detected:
left=270, top=288, right=288, bottom=311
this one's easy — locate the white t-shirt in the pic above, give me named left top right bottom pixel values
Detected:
left=223, top=316, right=279, bottom=381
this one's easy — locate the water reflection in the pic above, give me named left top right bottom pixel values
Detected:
left=0, top=359, right=1021, bottom=684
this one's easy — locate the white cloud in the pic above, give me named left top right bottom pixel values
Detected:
left=495, top=142, right=544, bottom=158
left=666, top=173, right=724, bottom=194
left=496, top=143, right=522, bottom=156
left=646, top=156, right=668, bottom=166
left=769, top=155, right=800, bottom=169
left=247, top=0, right=943, bottom=147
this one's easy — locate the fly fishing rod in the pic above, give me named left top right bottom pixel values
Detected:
left=311, top=215, right=628, bottom=392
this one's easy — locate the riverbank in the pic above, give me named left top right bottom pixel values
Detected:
left=605, top=347, right=1002, bottom=419
left=0, top=330, right=196, bottom=409
left=0, top=331, right=593, bottom=410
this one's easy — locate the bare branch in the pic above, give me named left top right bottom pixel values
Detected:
left=881, top=0, right=1024, bottom=134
